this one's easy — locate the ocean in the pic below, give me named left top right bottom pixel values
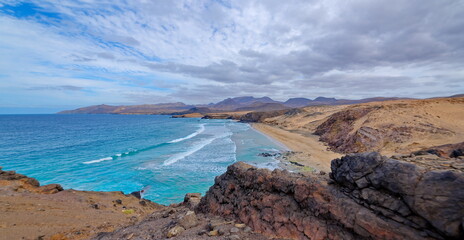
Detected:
left=0, top=114, right=286, bottom=205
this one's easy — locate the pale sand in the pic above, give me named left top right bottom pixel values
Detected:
left=252, top=123, right=342, bottom=172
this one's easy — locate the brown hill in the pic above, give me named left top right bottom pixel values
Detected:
left=58, top=102, right=193, bottom=115
left=256, top=97, right=464, bottom=155
left=58, top=95, right=418, bottom=115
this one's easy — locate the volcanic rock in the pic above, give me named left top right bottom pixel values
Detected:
left=198, top=155, right=464, bottom=239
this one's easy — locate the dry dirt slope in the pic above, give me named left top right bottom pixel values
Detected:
left=262, top=97, right=464, bottom=155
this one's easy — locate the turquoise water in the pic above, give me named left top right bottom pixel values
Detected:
left=0, top=114, right=285, bottom=204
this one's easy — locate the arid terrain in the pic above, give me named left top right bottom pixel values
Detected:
left=0, top=167, right=280, bottom=240
left=246, top=97, right=464, bottom=172
left=2, top=96, right=463, bottom=240
left=0, top=167, right=163, bottom=239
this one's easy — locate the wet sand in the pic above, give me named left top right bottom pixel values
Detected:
left=252, top=123, right=342, bottom=172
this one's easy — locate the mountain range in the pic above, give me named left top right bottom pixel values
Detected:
left=57, top=96, right=412, bottom=114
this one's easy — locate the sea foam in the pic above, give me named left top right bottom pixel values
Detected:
left=83, top=157, right=113, bottom=164
left=168, top=124, right=205, bottom=143
left=163, top=132, right=232, bottom=166
left=83, top=124, right=206, bottom=165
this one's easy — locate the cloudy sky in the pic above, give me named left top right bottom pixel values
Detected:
left=1, top=0, right=463, bottom=112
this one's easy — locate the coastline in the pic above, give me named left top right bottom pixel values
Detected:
left=250, top=123, right=342, bottom=173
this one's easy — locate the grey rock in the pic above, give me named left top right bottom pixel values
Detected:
left=178, top=211, right=198, bottom=229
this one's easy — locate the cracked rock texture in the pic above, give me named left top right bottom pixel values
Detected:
left=198, top=153, right=464, bottom=240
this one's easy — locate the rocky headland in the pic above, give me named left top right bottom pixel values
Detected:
left=198, top=152, right=464, bottom=240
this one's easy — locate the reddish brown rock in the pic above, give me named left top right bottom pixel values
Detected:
left=198, top=156, right=462, bottom=240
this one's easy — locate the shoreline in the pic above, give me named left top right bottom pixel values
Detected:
left=250, top=123, right=342, bottom=173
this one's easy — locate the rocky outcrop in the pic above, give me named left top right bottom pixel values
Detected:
left=93, top=199, right=273, bottom=240
left=392, top=151, right=464, bottom=171
left=239, top=109, right=301, bottom=122
left=202, top=114, right=234, bottom=119
left=0, top=166, right=63, bottom=194
left=314, top=107, right=379, bottom=153
left=198, top=153, right=464, bottom=240
left=413, top=142, right=464, bottom=158
left=331, top=152, right=464, bottom=239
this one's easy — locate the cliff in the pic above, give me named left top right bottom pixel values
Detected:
left=198, top=152, right=464, bottom=240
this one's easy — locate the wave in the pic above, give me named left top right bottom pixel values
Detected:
left=163, top=132, right=232, bottom=166
left=83, top=157, right=113, bottom=164
left=83, top=124, right=207, bottom=165
left=168, top=124, right=205, bottom=143
left=163, top=137, right=216, bottom=166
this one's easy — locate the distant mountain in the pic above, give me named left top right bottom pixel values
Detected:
left=171, top=107, right=213, bottom=115
left=210, top=96, right=280, bottom=111
left=58, top=104, right=120, bottom=114
left=235, top=102, right=289, bottom=112
left=58, top=102, right=193, bottom=114
left=58, top=96, right=418, bottom=115
left=448, top=94, right=464, bottom=98
left=284, top=98, right=312, bottom=108
left=230, top=96, right=278, bottom=104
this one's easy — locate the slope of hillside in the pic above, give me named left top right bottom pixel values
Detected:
left=314, top=97, right=464, bottom=154
left=254, top=97, right=464, bottom=156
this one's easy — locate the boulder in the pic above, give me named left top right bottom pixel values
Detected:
left=183, top=193, right=201, bottom=210
left=178, top=211, right=198, bottom=229
left=166, top=225, right=184, bottom=238
left=37, top=184, right=63, bottom=194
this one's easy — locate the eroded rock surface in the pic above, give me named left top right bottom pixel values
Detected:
left=198, top=154, right=464, bottom=240
left=331, top=152, right=464, bottom=238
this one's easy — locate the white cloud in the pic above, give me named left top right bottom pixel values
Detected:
left=0, top=0, right=463, bottom=109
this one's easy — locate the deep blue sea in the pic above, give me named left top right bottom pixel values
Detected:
left=0, top=114, right=285, bottom=204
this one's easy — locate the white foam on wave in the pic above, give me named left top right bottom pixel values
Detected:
left=168, top=124, right=205, bottom=143
left=254, top=159, right=281, bottom=170
left=83, top=157, right=112, bottom=164
left=228, top=137, right=237, bottom=163
left=163, top=132, right=232, bottom=166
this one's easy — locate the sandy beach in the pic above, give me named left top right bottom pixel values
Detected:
left=252, top=123, right=342, bottom=172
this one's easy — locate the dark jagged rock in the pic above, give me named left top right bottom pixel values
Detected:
left=413, top=142, right=464, bottom=158
left=198, top=154, right=464, bottom=240
left=130, top=190, right=141, bottom=199
left=183, top=192, right=201, bottom=210
left=258, top=152, right=281, bottom=158
left=331, top=152, right=464, bottom=239
left=239, top=108, right=301, bottom=123
left=201, top=114, right=234, bottom=119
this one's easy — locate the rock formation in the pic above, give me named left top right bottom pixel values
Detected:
left=0, top=166, right=63, bottom=194
left=198, top=152, right=464, bottom=240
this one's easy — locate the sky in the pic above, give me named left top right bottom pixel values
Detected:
left=1, top=0, right=463, bottom=112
